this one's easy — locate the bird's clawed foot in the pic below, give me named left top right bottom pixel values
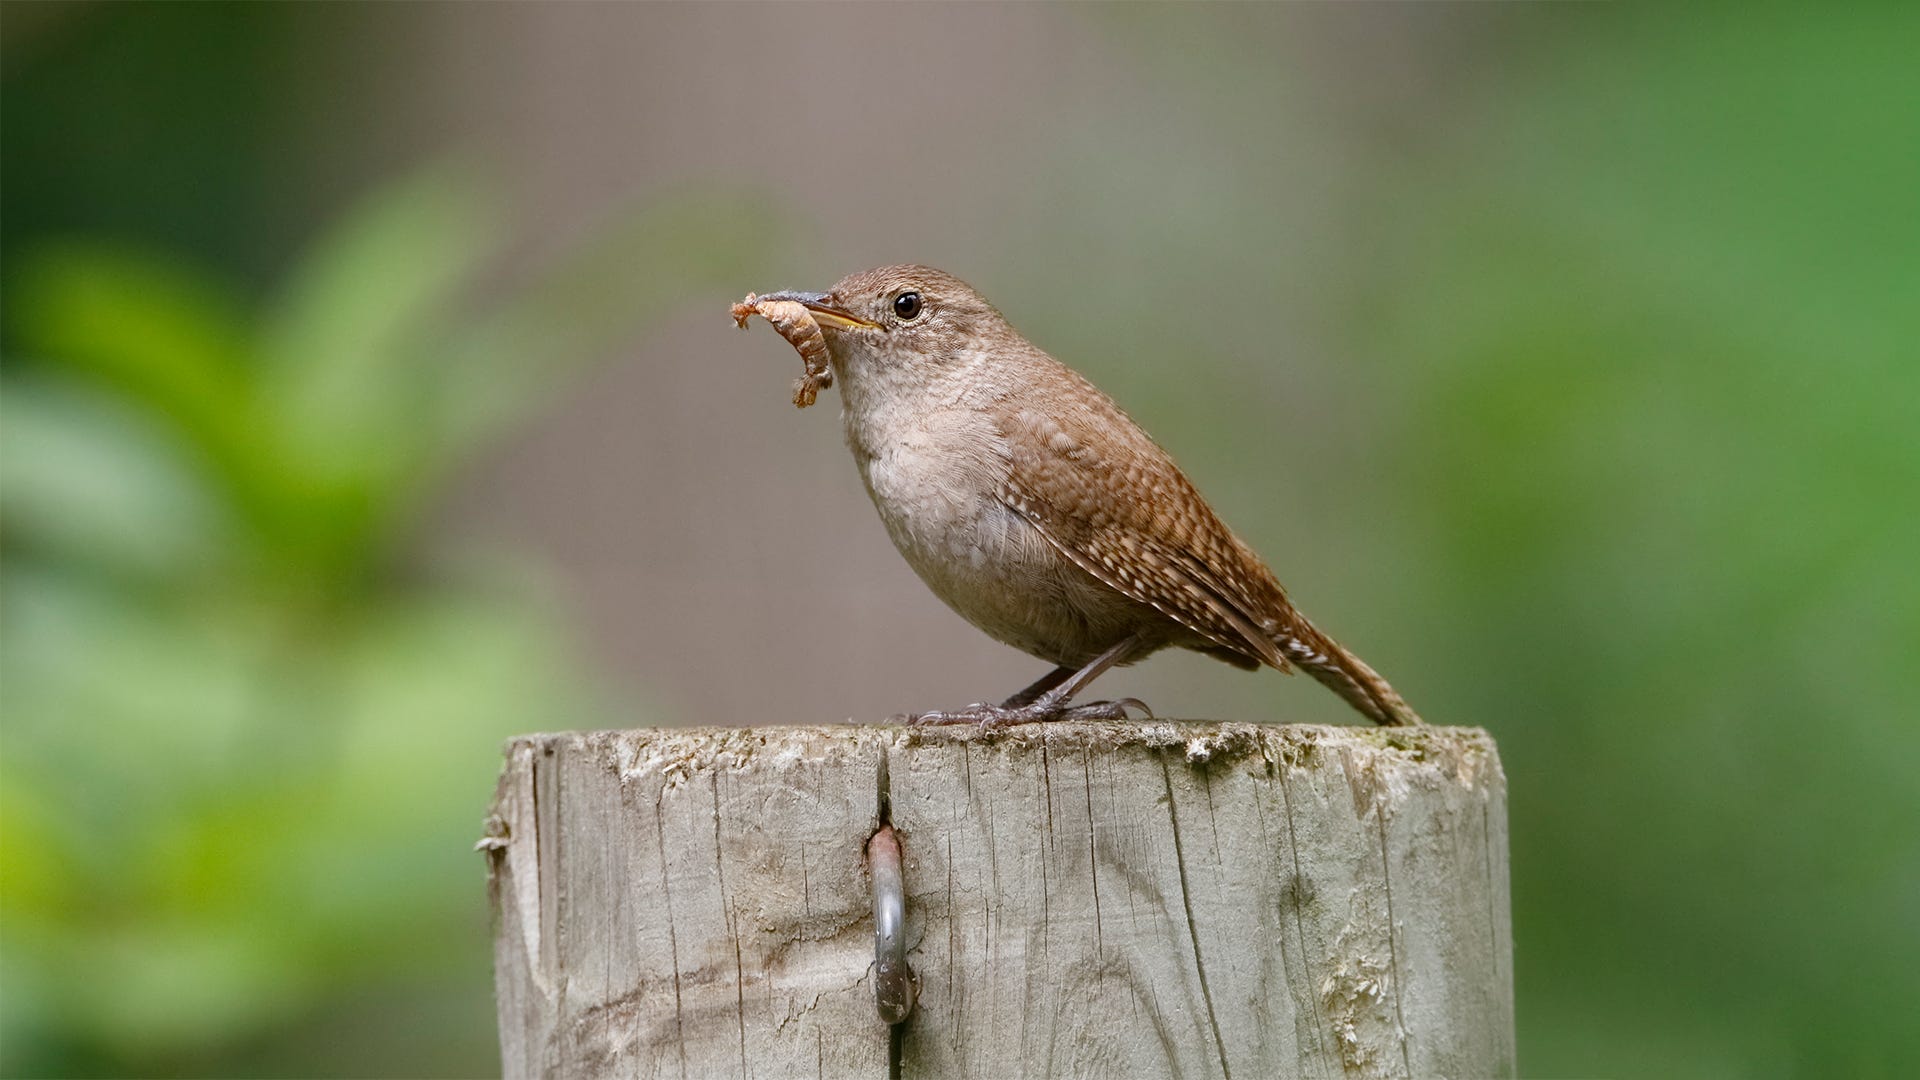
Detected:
left=904, top=697, right=1153, bottom=729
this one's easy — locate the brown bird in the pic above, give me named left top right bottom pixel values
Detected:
left=739, top=265, right=1421, bottom=727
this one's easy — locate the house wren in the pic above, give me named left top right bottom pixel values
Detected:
left=735, top=265, right=1422, bottom=727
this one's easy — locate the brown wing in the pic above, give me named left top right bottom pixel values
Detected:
left=995, top=367, right=1296, bottom=672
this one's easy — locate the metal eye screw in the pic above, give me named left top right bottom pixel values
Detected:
left=868, top=823, right=915, bottom=1025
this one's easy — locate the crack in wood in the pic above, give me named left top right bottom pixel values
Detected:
left=711, top=773, right=749, bottom=1080
left=1162, top=759, right=1233, bottom=1080
left=1277, top=757, right=1334, bottom=1076
left=650, top=791, right=688, bottom=1080
left=1082, top=746, right=1105, bottom=956
left=1375, top=807, right=1413, bottom=1080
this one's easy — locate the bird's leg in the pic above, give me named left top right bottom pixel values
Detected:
left=1020, top=635, right=1154, bottom=721
left=908, top=637, right=1153, bottom=727
left=999, top=666, right=1075, bottom=708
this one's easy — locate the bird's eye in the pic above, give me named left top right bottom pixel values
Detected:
left=893, top=292, right=922, bottom=321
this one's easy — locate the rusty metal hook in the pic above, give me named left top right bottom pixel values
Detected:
left=868, top=824, right=914, bottom=1024
left=870, top=755, right=916, bottom=1028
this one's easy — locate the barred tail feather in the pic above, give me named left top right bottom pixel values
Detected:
left=1280, top=619, right=1423, bottom=727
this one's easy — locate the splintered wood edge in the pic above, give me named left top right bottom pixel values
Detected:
left=490, top=721, right=1503, bottom=797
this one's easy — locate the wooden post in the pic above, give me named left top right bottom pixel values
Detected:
left=483, top=722, right=1513, bottom=1078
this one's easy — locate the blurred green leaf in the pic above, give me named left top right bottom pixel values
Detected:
left=6, top=243, right=253, bottom=425
left=435, top=187, right=785, bottom=457
left=0, top=377, right=227, bottom=579
left=2, top=174, right=785, bottom=607
left=259, top=164, right=497, bottom=480
left=5, top=243, right=266, bottom=499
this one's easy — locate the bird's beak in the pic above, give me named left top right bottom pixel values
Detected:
left=756, top=290, right=880, bottom=330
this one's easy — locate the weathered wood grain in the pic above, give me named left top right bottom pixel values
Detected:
left=484, top=722, right=1512, bottom=1079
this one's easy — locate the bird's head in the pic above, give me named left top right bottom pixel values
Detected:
left=757, top=265, right=1011, bottom=389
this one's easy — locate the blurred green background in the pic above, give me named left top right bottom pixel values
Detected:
left=2, top=4, right=1914, bottom=1077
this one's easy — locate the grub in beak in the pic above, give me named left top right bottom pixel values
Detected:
left=750, top=290, right=878, bottom=330
left=731, top=291, right=840, bottom=408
